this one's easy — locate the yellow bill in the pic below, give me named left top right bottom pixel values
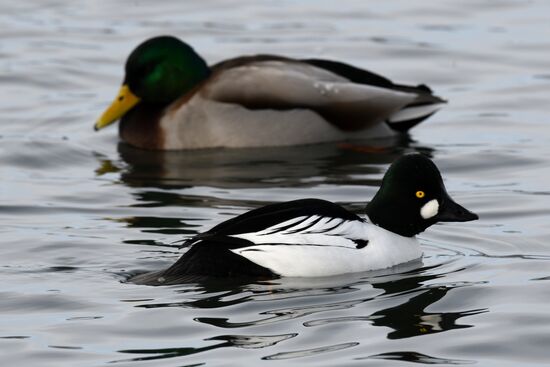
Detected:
left=94, top=85, right=141, bottom=130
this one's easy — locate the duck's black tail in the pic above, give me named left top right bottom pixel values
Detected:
left=130, top=240, right=277, bottom=286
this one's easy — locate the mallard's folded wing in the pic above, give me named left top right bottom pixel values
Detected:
left=203, top=57, right=420, bottom=131
left=302, top=58, right=446, bottom=130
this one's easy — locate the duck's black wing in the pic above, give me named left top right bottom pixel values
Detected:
left=204, top=198, right=361, bottom=237
left=136, top=199, right=363, bottom=284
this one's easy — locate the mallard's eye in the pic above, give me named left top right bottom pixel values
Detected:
left=416, top=191, right=425, bottom=198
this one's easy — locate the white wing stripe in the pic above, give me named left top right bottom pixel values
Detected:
left=304, top=218, right=344, bottom=234
left=256, top=215, right=309, bottom=235
left=230, top=217, right=368, bottom=249
left=283, top=215, right=324, bottom=234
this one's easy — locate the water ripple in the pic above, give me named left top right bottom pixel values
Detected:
left=363, top=351, right=475, bottom=364
left=195, top=297, right=370, bottom=328
left=115, top=333, right=297, bottom=362
left=262, top=342, right=359, bottom=360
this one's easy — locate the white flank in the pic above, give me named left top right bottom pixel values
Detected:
left=420, top=199, right=439, bottom=219
left=229, top=216, right=422, bottom=277
left=387, top=103, right=444, bottom=124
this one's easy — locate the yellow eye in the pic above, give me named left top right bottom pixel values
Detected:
left=416, top=191, right=425, bottom=198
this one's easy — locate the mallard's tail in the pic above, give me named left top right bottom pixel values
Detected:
left=386, top=101, right=446, bottom=132
left=386, top=84, right=446, bottom=132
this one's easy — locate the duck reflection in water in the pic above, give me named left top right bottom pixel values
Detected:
left=115, top=333, right=298, bottom=363
left=96, top=137, right=433, bottom=190
left=370, top=284, right=486, bottom=339
left=118, top=269, right=487, bottom=363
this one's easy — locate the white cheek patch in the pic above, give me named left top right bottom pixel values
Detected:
left=420, top=199, right=439, bottom=219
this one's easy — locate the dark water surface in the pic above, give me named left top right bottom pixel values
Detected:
left=2, top=1, right=550, bottom=366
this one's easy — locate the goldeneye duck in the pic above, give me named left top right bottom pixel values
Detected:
left=131, top=154, right=478, bottom=285
left=95, top=36, right=445, bottom=150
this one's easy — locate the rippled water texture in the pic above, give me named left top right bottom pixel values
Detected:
left=2, top=1, right=550, bottom=366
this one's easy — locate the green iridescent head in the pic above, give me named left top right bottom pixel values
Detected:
left=95, top=36, right=210, bottom=130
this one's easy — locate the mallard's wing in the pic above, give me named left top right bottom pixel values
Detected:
left=301, top=58, right=446, bottom=131
left=201, top=56, right=445, bottom=131
left=202, top=56, right=424, bottom=131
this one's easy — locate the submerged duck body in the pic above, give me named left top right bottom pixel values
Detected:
left=95, top=36, right=446, bottom=150
left=132, top=154, right=478, bottom=285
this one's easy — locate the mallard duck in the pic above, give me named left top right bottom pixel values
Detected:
left=132, top=154, right=478, bottom=284
left=95, top=36, right=446, bottom=150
